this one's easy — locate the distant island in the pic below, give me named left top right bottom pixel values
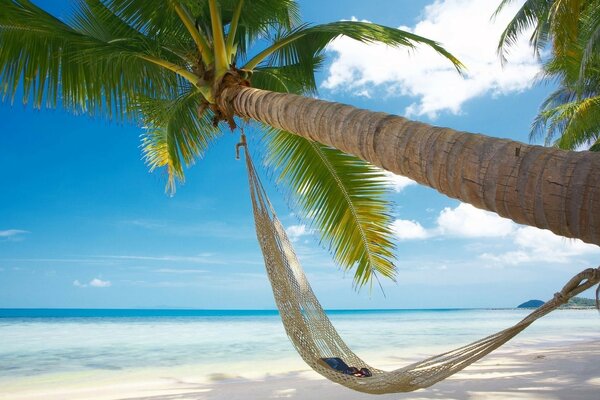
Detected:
left=517, top=299, right=545, bottom=308
left=518, top=297, right=598, bottom=309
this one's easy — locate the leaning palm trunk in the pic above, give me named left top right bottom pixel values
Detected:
left=219, top=86, right=600, bottom=246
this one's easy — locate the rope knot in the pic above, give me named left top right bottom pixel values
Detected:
left=235, top=131, right=247, bottom=160
left=553, top=291, right=568, bottom=305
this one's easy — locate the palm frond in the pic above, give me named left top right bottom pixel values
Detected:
left=252, top=56, right=324, bottom=95
left=103, top=0, right=191, bottom=42
left=170, top=0, right=301, bottom=63
left=547, top=0, right=583, bottom=55
left=528, top=1, right=600, bottom=152
left=142, top=126, right=182, bottom=194
left=531, top=92, right=600, bottom=151
left=244, top=21, right=464, bottom=73
left=140, top=89, right=222, bottom=193
left=532, top=104, right=571, bottom=146
left=580, top=1, right=600, bottom=79
left=555, top=95, right=600, bottom=150
left=262, top=128, right=396, bottom=289
left=495, top=0, right=552, bottom=62
left=0, top=0, right=186, bottom=119
left=223, top=0, right=300, bottom=34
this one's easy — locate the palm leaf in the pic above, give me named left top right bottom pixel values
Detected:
left=530, top=86, right=576, bottom=145
left=556, top=95, right=600, bottom=150
left=252, top=56, right=324, bottom=95
left=262, top=128, right=396, bottom=289
left=580, top=3, right=600, bottom=80
left=495, top=0, right=552, bottom=62
left=0, top=0, right=468, bottom=288
left=531, top=91, right=600, bottom=151
left=140, top=89, right=222, bottom=193
left=103, top=0, right=191, bottom=41
left=161, top=0, right=301, bottom=63
left=0, top=0, right=184, bottom=119
left=243, top=21, right=464, bottom=73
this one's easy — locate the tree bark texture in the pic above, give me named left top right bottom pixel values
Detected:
left=219, top=86, right=600, bottom=246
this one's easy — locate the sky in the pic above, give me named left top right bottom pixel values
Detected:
left=1, top=0, right=599, bottom=309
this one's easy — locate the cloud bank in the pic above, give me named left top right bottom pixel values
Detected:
left=74, top=278, right=112, bottom=288
left=322, top=0, right=540, bottom=118
left=392, top=203, right=600, bottom=265
left=481, top=227, right=600, bottom=265
left=0, top=229, right=29, bottom=241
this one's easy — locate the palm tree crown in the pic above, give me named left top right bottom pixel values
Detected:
left=496, top=0, right=600, bottom=150
left=0, top=0, right=463, bottom=287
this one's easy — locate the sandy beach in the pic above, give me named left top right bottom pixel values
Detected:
left=3, top=339, right=598, bottom=400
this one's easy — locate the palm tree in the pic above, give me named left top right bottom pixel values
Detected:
left=1, top=0, right=599, bottom=289
left=0, top=0, right=463, bottom=288
left=496, top=0, right=600, bottom=150
left=496, top=0, right=586, bottom=61
left=531, top=41, right=600, bottom=151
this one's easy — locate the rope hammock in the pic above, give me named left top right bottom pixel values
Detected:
left=239, top=135, right=600, bottom=395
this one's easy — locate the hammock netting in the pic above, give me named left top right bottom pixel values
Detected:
left=241, top=142, right=600, bottom=395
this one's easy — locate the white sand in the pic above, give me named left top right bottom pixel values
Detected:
left=2, top=340, right=599, bottom=400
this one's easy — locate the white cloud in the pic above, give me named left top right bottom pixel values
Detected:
left=437, top=203, right=515, bottom=237
left=74, top=278, right=112, bottom=288
left=0, top=229, right=29, bottom=241
left=286, top=225, right=310, bottom=242
left=392, top=203, right=515, bottom=240
left=0, top=229, right=28, bottom=237
left=390, top=202, right=600, bottom=264
left=381, top=170, right=416, bottom=192
left=322, top=0, right=540, bottom=118
left=481, top=226, right=600, bottom=265
left=391, top=219, right=429, bottom=240
left=90, top=278, right=111, bottom=287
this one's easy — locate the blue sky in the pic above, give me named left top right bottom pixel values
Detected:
left=1, top=0, right=598, bottom=309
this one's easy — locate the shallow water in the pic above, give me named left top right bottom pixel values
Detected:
left=0, top=308, right=598, bottom=379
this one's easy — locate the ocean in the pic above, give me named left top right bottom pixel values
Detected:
left=1, top=308, right=598, bottom=385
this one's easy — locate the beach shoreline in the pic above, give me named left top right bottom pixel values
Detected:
left=2, top=339, right=599, bottom=400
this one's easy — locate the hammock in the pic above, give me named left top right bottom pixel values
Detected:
left=239, top=137, right=600, bottom=395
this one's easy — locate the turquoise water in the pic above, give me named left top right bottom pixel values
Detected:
left=1, top=309, right=598, bottom=379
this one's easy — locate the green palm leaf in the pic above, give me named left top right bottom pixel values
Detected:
left=580, top=4, right=600, bottom=80
left=252, top=57, right=324, bottom=95
left=531, top=87, right=574, bottom=145
left=103, top=0, right=191, bottom=41
left=555, top=95, right=600, bottom=150
left=0, top=0, right=184, bottom=119
left=505, top=1, right=600, bottom=152
left=495, top=0, right=581, bottom=61
left=531, top=89, right=600, bottom=151
left=1, top=0, right=465, bottom=288
left=262, top=128, right=396, bottom=289
left=244, top=21, right=464, bottom=73
left=140, top=88, right=222, bottom=193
